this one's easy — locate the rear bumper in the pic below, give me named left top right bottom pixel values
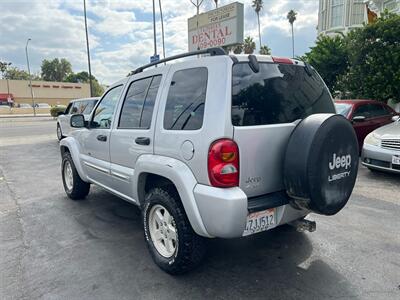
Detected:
left=193, top=184, right=308, bottom=238
left=361, top=143, right=400, bottom=174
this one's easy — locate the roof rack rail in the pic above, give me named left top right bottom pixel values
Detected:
left=132, top=47, right=226, bottom=74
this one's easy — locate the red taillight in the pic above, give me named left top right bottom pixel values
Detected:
left=208, top=139, right=239, bottom=188
left=272, top=56, right=293, bottom=64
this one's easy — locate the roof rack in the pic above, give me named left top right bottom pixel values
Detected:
left=132, top=47, right=226, bottom=74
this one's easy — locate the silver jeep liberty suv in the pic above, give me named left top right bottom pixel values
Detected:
left=60, top=48, right=359, bottom=274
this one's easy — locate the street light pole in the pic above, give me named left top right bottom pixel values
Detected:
left=190, top=0, right=204, bottom=51
left=25, top=38, right=36, bottom=116
left=83, top=0, right=93, bottom=97
left=152, top=0, right=157, bottom=58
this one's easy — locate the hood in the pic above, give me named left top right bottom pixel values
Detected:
left=374, top=121, right=400, bottom=139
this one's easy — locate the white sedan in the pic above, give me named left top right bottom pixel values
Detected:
left=361, top=116, right=400, bottom=174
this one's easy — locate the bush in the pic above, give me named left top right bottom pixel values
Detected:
left=50, top=105, right=67, bottom=117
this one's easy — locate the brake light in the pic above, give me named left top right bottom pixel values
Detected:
left=272, top=57, right=293, bottom=64
left=208, top=139, right=239, bottom=188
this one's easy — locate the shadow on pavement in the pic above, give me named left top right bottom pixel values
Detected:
left=72, top=189, right=355, bottom=299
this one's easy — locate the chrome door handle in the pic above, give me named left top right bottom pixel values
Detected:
left=97, top=134, right=107, bottom=142
left=135, top=137, right=150, bottom=145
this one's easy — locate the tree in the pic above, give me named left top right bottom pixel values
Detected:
left=341, top=11, right=400, bottom=103
left=259, top=45, right=271, bottom=55
left=0, top=61, right=12, bottom=78
left=4, top=67, right=31, bottom=80
left=304, top=35, right=348, bottom=94
left=65, top=71, right=104, bottom=97
left=41, top=58, right=72, bottom=82
left=287, top=10, right=297, bottom=58
left=243, top=36, right=256, bottom=54
left=252, top=0, right=263, bottom=50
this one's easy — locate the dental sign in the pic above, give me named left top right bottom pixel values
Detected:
left=188, top=2, right=244, bottom=51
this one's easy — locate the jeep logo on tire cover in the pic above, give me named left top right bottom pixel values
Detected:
left=328, top=153, right=351, bottom=182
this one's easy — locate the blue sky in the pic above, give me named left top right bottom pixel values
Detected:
left=0, top=0, right=319, bottom=84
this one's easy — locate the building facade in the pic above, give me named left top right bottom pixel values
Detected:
left=0, top=79, right=90, bottom=106
left=318, top=0, right=367, bottom=36
left=367, top=0, right=400, bottom=14
left=318, top=0, right=400, bottom=36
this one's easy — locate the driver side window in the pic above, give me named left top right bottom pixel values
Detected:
left=91, top=85, right=123, bottom=129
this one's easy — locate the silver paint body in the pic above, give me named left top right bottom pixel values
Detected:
left=60, top=55, right=311, bottom=238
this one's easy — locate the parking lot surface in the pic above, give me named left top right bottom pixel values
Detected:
left=1, top=117, right=399, bottom=300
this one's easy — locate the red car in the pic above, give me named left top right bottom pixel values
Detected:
left=334, top=99, right=399, bottom=149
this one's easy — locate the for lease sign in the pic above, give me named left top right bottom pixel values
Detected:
left=188, top=2, right=244, bottom=51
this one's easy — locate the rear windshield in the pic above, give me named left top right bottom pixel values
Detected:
left=232, top=63, right=335, bottom=126
left=335, top=103, right=352, bottom=117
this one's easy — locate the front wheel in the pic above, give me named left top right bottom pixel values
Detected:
left=143, top=188, right=206, bottom=275
left=57, top=123, right=64, bottom=141
left=62, top=152, right=90, bottom=200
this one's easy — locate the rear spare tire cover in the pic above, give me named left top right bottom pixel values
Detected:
left=283, top=114, right=359, bottom=215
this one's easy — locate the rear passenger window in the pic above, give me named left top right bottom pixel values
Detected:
left=164, top=68, right=208, bottom=130
left=119, top=75, right=161, bottom=129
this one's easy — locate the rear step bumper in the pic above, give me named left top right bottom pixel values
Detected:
left=247, top=191, right=290, bottom=213
left=194, top=185, right=308, bottom=238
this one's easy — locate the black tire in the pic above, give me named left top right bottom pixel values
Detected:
left=57, top=123, right=64, bottom=141
left=143, top=187, right=206, bottom=275
left=61, top=152, right=90, bottom=200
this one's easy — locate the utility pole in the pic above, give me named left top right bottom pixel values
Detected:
left=25, top=38, right=36, bottom=116
left=158, top=0, right=166, bottom=59
left=152, top=0, right=157, bottom=59
left=190, top=0, right=204, bottom=51
left=83, top=0, right=93, bottom=97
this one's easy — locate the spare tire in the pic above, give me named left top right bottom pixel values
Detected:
left=283, top=114, right=359, bottom=215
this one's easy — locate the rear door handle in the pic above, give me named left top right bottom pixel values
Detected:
left=135, top=137, right=150, bottom=145
left=97, top=134, right=107, bottom=142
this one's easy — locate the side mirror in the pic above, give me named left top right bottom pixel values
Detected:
left=391, top=115, right=400, bottom=122
left=57, top=111, right=65, bottom=116
left=70, top=114, right=86, bottom=128
left=352, top=115, right=366, bottom=123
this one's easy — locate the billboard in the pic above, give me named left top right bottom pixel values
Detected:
left=188, top=2, right=244, bottom=51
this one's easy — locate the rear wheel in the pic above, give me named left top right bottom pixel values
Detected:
left=143, top=187, right=206, bottom=275
left=62, top=152, right=90, bottom=200
left=57, top=123, right=64, bottom=141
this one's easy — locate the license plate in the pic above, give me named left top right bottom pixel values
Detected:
left=392, top=155, right=400, bottom=165
left=243, top=208, right=276, bottom=236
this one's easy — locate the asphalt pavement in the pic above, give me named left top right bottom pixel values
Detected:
left=0, top=117, right=399, bottom=300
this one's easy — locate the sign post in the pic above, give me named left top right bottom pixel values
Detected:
left=188, top=2, right=244, bottom=51
left=150, top=54, right=160, bottom=63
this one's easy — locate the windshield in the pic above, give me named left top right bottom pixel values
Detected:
left=335, top=103, right=352, bottom=117
left=232, top=62, right=335, bottom=126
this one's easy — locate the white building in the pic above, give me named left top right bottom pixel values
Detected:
left=317, top=0, right=400, bottom=36
left=367, top=0, right=400, bottom=14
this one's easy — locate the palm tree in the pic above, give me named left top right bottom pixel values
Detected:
left=243, top=36, right=256, bottom=54
left=252, top=0, right=263, bottom=50
left=259, top=45, right=271, bottom=55
left=287, top=9, right=297, bottom=58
